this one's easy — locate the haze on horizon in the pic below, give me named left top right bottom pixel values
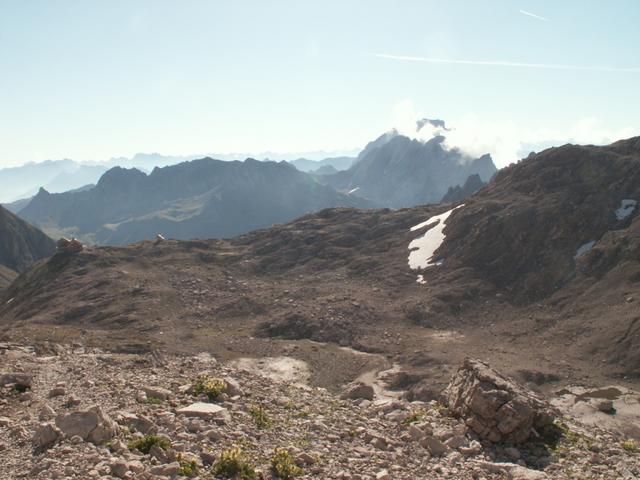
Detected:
left=1, top=0, right=639, bottom=168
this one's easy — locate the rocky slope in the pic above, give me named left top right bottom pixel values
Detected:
left=0, top=205, right=55, bottom=275
left=1, top=342, right=638, bottom=480
left=0, top=265, right=17, bottom=289
left=1, top=138, right=640, bottom=457
left=435, top=138, right=640, bottom=301
left=320, top=122, right=497, bottom=208
left=19, top=159, right=373, bottom=245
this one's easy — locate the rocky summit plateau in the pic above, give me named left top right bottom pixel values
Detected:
left=1, top=138, right=640, bottom=479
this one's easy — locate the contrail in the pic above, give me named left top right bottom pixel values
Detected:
left=372, top=53, right=640, bottom=73
left=519, top=9, right=550, bottom=21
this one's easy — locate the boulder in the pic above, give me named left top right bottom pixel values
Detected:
left=444, top=359, right=556, bottom=444
left=55, top=405, right=118, bottom=444
left=340, top=382, right=374, bottom=401
left=33, top=422, right=62, bottom=448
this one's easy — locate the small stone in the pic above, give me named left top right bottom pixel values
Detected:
left=141, top=385, right=172, bottom=401
left=340, top=382, right=374, bottom=401
left=201, top=451, right=217, bottom=465
left=39, top=405, right=57, bottom=420
left=295, top=452, right=316, bottom=466
left=421, top=436, right=449, bottom=457
left=108, top=460, right=129, bottom=479
left=48, top=386, right=66, bottom=398
left=65, top=394, right=81, bottom=407
left=150, top=462, right=181, bottom=476
left=596, top=400, right=615, bottom=414
left=223, top=378, right=243, bottom=397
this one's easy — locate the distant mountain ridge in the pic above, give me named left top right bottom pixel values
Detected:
left=319, top=121, right=497, bottom=208
left=0, top=150, right=360, bottom=203
left=289, top=156, right=356, bottom=173
left=19, top=158, right=374, bottom=245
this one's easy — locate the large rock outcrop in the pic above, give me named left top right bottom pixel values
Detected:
left=444, top=359, right=556, bottom=444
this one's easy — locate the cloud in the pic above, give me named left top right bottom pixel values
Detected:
left=519, top=9, right=550, bottom=21
left=388, top=101, right=638, bottom=167
left=373, top=53, right=640, bottom=73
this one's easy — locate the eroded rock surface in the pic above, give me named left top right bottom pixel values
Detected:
left=445, top=358, right=556, bottom=443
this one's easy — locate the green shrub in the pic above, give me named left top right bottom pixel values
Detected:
left=178, top=455, right=199, bottom=477
left=193, top=375, right=227, bottom=401
left=248, top=404, right=272, bottom=429
left=402, top=408, right=426, bottom=425
left=127, top=434, right=171, bottom=454
left=270, top=448, right=303, bottom=479
left=622, top=439, right=638, bottom=453
left=212, top=447, right=256, bottom=479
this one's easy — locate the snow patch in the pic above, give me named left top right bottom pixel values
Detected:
left=574, top=241, right=596, bottom=260
left=615, top=199, right=637, bottom=220
left=408, top=205, right=464, bottom=270
left=416, top=275, right=426, bottom=284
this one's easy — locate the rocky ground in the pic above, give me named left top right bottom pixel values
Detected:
left=1, top=342, right=639, bottom=479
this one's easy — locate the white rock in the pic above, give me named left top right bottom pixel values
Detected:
left=177, top=402, right=229, bottom=420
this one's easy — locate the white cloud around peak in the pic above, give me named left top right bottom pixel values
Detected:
left=388, top=100, right=638, bottom=167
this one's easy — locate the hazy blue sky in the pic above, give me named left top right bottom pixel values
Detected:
left=1, top=0, right=639, bottom=167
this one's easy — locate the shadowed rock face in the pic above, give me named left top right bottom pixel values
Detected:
left=0, top=205, right=55, bottom=274
left=441, top=174, right=487, bottom=204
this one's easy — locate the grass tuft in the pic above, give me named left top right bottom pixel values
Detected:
left=193, top=375, right=227, bottom=402
left=249, top=404, right=272, bottom=429
left=127, top=434, right=170, bottom=454
left=212, top=447, right=256, bottom=479
left=271, top=448, right=303, bottom=479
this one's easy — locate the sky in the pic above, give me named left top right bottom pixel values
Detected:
left=0, top=0, right=639, bottom=167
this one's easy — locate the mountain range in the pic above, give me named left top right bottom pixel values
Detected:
left=12, top=122, right=498, bottom=245
left=0, top=151, right=360, bottom=204
left=2, top=137, right=639, bottom=388
left=18, top=159, right=373, bottom=245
